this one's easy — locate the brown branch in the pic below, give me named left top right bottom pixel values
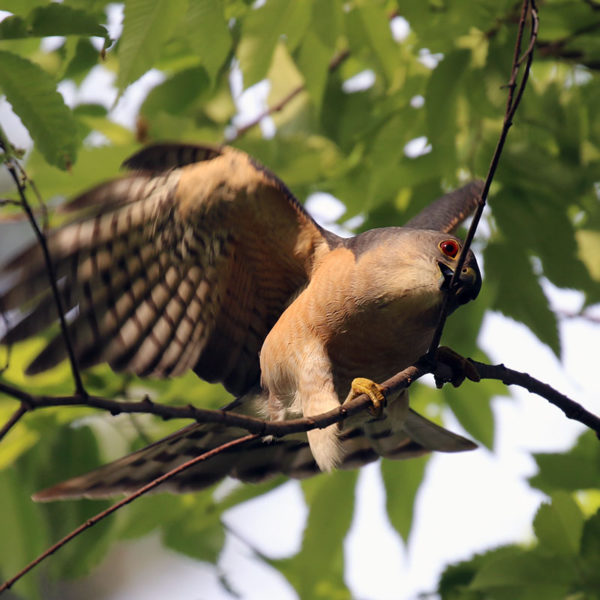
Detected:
left=472, top=360, right=600, bottom=435
left=0, top=362, right=426, bottom=440
left=230, top=48, right=351, bottom=140
left=1, top=150, right=87, bottom=397
left=1, top=354, right=599, bottom=439
left=234, top=84, right=305, bottom=138
left=0, top=433, right=260, bottom=595
left=1, top=352, right=598, bottom=592
left=427, top=0, right=538, bottom=355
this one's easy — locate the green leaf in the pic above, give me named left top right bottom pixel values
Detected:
left=581, top=509, right=600, bottom=589
left=438, top=545, right=520, bottom=600
left=0, top=467, right=47, bottom=600
left=141, top=65, right=210, bottom=117
left=27, top=423, right=116, bottom=579
left=237, top=0, right=294, bottom=87
left=484, top=241, right=560, bottom=357
left=273, top=471, right=357, bottom=599
left=163, top=504, right=225, bottom=563
left=62, top=38, right=102, bottom=83
left=381, top=455, right=429, bottom=542
left=0, top=4, right=109, bottom=40
left=29, top=4, right=109, bottom=39
left=117, top=0, right=188, bottom=92
left=530, top=431, right=600, bottom=493
left=0, top=15, right=28, bottom=39
left=184, top=0, right=232, bottom=82
left=442, top=381, right=495, bottom=450
left=533, top=492, right=584, bottom=556
left=426, top=49, right=470, bottom=171
left=353, top=4, right=401, bottom=88
left=295, top=0, right=338, bottom=111
left=0, top=50, right=79, bottom=169
left=0, top=404, right=39, bottom=469
left=469, top=550, right=576, bottom=598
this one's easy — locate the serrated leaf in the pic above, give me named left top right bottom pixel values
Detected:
left=425, top=50, right=470, bottom=171
left=184, top=0, right=232, bottom=82
left=237, top=0, right=294, bottom=87
left=29, top=4, right=109, bottom=39
left=469, top=550, right=576, bottom=595
left=530, top=431, right=600, bottom=493
left=355, top=3, right=401, bottom=89
left=381, top=455, right=429, bottom=542
left=534, top=492, right=584, bottom=556
left=62, top=38, right=102, bottom=83
left=141, top=65, right=210, bottom=117
left=0, top=50, right=78, bottom=169
left=443, top=381, right=495, bottom=450
left=438, top=545, right=520, bottom=600
left=117, top=0, right=188, bottom=92
left=0, top=5, right=109, bottom=40
left=485, top=241, right=560, bottom=357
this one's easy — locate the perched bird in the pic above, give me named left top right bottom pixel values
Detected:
left=0, top=143, right=482, bottom=500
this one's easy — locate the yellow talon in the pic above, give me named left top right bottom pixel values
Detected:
left=350, top=377, right=386, bottom=417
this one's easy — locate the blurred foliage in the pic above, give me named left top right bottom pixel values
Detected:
left=0, top=0, right=599, bottom=598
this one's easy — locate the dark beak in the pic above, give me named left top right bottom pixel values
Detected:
left=438, top=261, right=481, bottom=309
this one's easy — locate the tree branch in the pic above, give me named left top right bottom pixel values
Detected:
left=1, top=352, right=599, bottom=593
left=427, top=0, right=538, bottom=355
left=1, top=355, right=598, bottom=439
left=0, top=433, right=260, bottom=595
left=0, top=362, right=426, bottom=441
left=472, top=360, right=600, bottom=435
left=229, top=48, right=350, bottom=141
left=0, top=138, right=87, bottom=397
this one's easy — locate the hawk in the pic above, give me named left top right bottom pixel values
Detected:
left=0, top=143, right=482, bottom=500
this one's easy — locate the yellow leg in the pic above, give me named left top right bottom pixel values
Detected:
left=348, top=377, right=386, bottom=417
left=434, top=346, right=480, bottom=388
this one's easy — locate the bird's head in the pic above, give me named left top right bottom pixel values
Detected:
left=347, top=228, right=481, bottom=315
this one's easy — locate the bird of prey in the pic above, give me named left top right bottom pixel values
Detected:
left=0, top=143, right=482, bottom=500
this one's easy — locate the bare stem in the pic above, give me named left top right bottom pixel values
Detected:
left=0, top=434, right=259, bottom=595
left=427, top=0, right=539, bottom=355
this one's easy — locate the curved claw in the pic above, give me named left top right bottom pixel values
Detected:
left=433, top=346, right=480, bottom=388
left=348, top=377, right=387, bottom=417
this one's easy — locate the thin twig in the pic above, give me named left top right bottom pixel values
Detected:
left=230, top=47, right=351, bottom=140
left=0, top=433, right=259, bottom=595
left=427, top=0, right=538, bottom=355
left=0, top=403, right=28, bottom=443
left=0, top=152, right=86, bottom=397
left=472, top=360, right=600, bottom=435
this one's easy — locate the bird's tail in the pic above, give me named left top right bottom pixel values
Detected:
left=33, top=388, right=475, bottom=501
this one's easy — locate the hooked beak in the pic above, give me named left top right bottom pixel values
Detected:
left=438, top=261, right=481, bottom=309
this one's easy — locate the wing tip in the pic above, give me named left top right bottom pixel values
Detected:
left=122, top=143, right=223, bottom=172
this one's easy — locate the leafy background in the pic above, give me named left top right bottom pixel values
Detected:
left=0, top=0, right=600, bottom=599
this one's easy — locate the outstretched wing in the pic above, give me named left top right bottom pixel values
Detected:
left=0, top=144, right=338, bottom=395
left=404, top=180, right=483, bottom=233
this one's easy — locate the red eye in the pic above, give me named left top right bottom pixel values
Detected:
left=439, top=239, right=460, bottom=258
